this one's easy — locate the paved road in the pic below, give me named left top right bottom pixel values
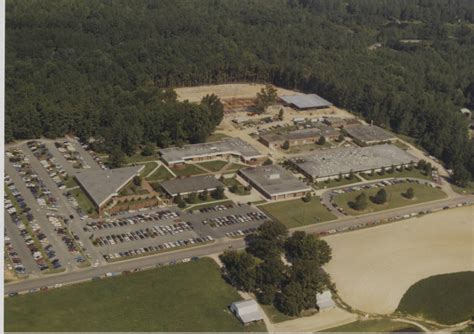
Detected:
left=5, top=195, right=473, bottom=295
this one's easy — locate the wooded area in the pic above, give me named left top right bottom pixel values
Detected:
left=5, top=0, right=474, bottom=181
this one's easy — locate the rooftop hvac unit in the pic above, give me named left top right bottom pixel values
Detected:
left=268, top=173, right=280, bottom=180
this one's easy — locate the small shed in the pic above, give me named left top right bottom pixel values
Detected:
left=316, top=290, right=336, bottom=311
left=230, top=299, right=264, bottom=324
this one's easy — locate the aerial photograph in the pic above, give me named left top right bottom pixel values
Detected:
left=1, top=0, right=474, bottom=333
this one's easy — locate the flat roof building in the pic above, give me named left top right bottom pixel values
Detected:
left=280, top=94, right=333, bottom=110
left=230, top=300, right=264, bottom=325
left=238, top=165, right=311, bottom=200
left=160, top=175, right=224, bottom=197
left=344, top=124, right=397, bottom=146
left=291, top=144, right=417, bottom=181
left=75, top=165, right=144, bottom=211
left=159, top=138, right=266, bottom=167
left=260, top=125, right=339, bottom=150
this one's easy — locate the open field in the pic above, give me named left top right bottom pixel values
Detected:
left=5, top=258, right=265, bottom=332
left=397, top=272, right=474, bottom=324
left=321, top=318, right=421, bottom=332
left=198, top=160, right=228, bottom=172
left=172, top=164, right=208, bottom=177
left=324, top=206, right=474, bottom=314
left=333, top=183, right=446, bottom=216
left=175, top=83, right=298, bottom=102
left=259, top=197, right=336, bottom=228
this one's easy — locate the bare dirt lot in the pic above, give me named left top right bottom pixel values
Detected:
left=175, top=83, right=298, bottom=102
left=324, top=206, right=474, bottom=314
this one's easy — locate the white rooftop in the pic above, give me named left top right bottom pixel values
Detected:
left=317, top=290, right=336, bottom=310
left=281, top=94, right=333, bottom=109
left=231, top=300, right=263, bottom=324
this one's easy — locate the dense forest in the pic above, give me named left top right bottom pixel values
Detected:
left=5, top=0, right=474, bottom=183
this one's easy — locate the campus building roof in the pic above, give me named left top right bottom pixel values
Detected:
left=280, top=94, right=333, bottom=109
left=75, top=165, right=144, bottom=207
left=260, top=125, right=339, bottom=144
left=230, top=300, right=264, bottom=324
left=291, top=144, right=417, bottom=179
left=159, top=138, right=265, bottom=165
left=160, top=175, right=223, bottom=196
left=316, top=290, right=336, bottom=310
left=239, top=165, right=311, bottom=198
left=344, top=124, right=396, bottom=144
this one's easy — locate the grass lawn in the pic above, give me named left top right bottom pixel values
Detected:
left=333, top=183, right=446, bottom=216
left=138, top=161, right=158, bottom=177
left=451, top=181, right=474, bottom=195
left=225, top=163, right=249, bottom=171
left=146, top=165, right=174, bottom=181
left=197, top=160, right=228, bottom=172
left=5, top=259, right=266, bottom=332
left=362, top=168, right=431, bottom=181
left=70, top=188, right=97, bottom=215
left=314, top=175, right=361, bottom=189
left=124, top=153, right=157, bottom=164
left=223, top=177, right=250, bottom=195
left=396, top=271, right=474, bottom=325
left=260, top=304, right=296, bottom=323
left=322, top=319, right=421, bottom=332
left=63, top=176, right=78, bottom=189
left=259, top=197, right=336, bottom=228
left=185, top=199, right=234, bottom=212
left=172, top=164, right=208, bottom=177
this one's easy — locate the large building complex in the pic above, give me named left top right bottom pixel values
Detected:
left=344, top=124, right=397, bottom=146
left=238, top=165, right=311, bottom=200
left=75, top=165, right=144, bottom=214
left=159, top=138, right=266, bottom=167
left=290, top=144, right=417, bottom=181
left=260, top=125, right=339, bottom=150
left=280, top=94, right=333, bottom=110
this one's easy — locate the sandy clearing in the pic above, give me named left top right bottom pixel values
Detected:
left=324, top=206, right=474, bottom=315
left=175, top=83, right=301, bottom=102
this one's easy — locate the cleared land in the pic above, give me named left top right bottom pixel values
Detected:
left=322, top=319, right=421, bottom=332
left=259, top=198, right=336, bottom=228
left=324, top=206, right=474, bottom=314
left=175, top=83, right=297, bottom=102
left=333, top=183, right=446, bottom=216
left=397, top=272, right=474, bottom=324
left=5, top=259, right=265, bottom=332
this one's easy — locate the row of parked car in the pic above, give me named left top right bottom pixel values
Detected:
left=77, top=138, right=108, bottom=170
left=87, top=210, right=180, bottom=232
left=5, top=174, right=62, bottom=272
left=103, top=235, right=214, bottom=261
left=4, top=233, right=27, bottom=275
left=94, top=221, right=193, bottom=247
left=201, top=211, right=267, bottom=228
left=225, top=227, right=258, bottom=238
left=54, top=140, right=90, bottom=169
left=197, top=203, right=234, bottom=213
left=47, top=213, right=87, bottom=264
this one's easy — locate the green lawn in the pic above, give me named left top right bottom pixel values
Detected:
left=322, top=319, right=421, bottom=332
left=259, top=197, right=336, bottom=228
left=146, top=165, right=174, bottom=181
left=70, top=188, right=97, bottom=215
left=314, top=175, right=361, bottom=189
left=225, top=163, right=249, bottom=171
left=197, top=160, right=228, bottom=172
left=207, top=132, right=231, bottom=142
left=362, top=168, right=431, bottom=181
left=451, top=181, right=474, bottom=195
left=138, top=161, right=158, bottom=177
left=397, top=271, right=474, bottom=325
left=124, top=153, right=157, bottom=164
left=333, top=182, right=446, bottom=216
left=5, top=259, right=266, bottom=332
left=172, top=164, right=208, bottom=177
left=223, top=177, right=250, bottom=195
left=63, top=176, right=78, bottom=189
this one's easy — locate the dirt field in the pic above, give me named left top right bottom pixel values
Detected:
left=175, top=83, right=298, bottom=102
left=324, top=206, right=474, bottom=314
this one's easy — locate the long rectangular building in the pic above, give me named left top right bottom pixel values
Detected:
left=238, top=165, right=311, bottom=200
left=290, top=144, right=418, bottom=181
left=260, top=125, right=339, bottom=150
left=159, top=138, right=266, bottom=167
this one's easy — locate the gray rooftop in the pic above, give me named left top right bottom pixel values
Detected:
left=261, top=125, right=338, bottom=144
left=280, top=94, right=333, bottom=109
left=160, top=175, right=223, bottom=196
left=231, top=300, right=264, bottom=324
left=75, top=165, right=144, bottom=207
left=292, top=144, right=417, bottom=179
left=345, top=124, right=396, bottom=143
left=239, top=165, right=311, bottom=197
left=159, top=138, right=265, bottom=164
